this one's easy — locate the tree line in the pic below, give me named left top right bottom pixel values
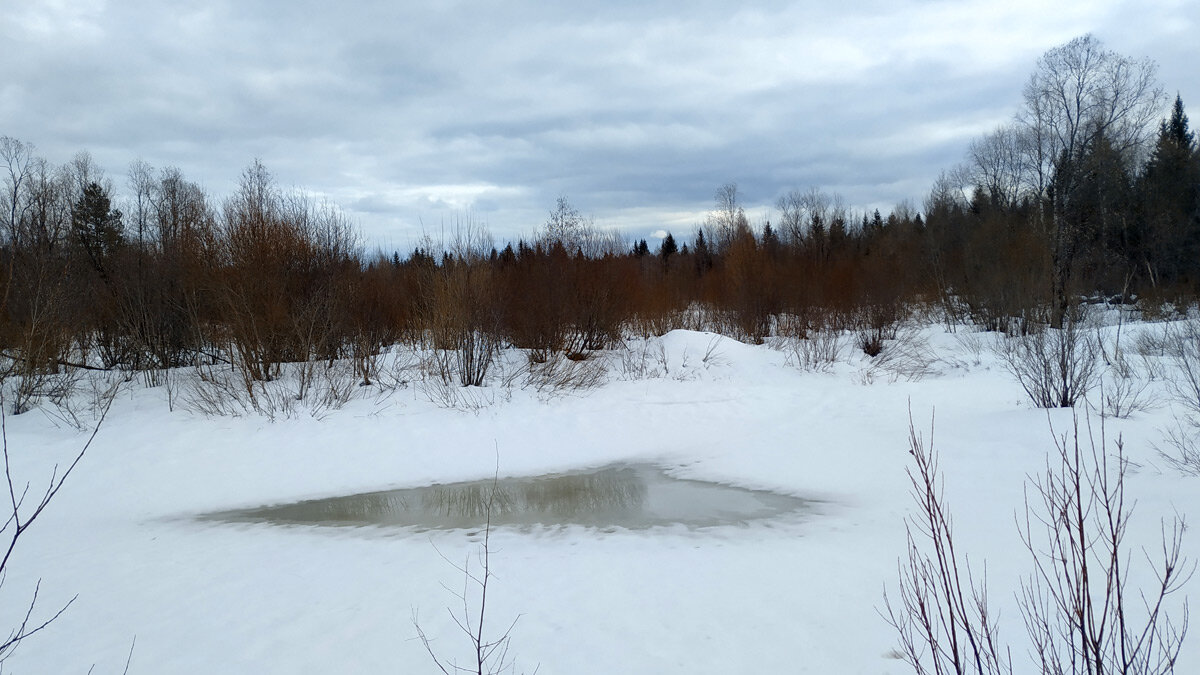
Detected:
left=1, top=35, right=1197, bottom=406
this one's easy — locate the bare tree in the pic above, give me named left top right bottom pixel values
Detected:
left=1019, top=35, right=1165, bottom=322
left=924, top=169, right=970, bottom=218
left=966, top=124, right=1035, bottom=209
left=540, top=196, right=617, bottom=258
left=775, top=186, right=833, bottom=247
left=0, top=142, right=71, bottom=254
left=544, top=196, right=584, bottom=249
left=414, top=467, right=528, bottom=675
left=152, top=167, right=212, bottom=249
left=1021, top=35, right=1164, bottom=194
left=0, top=138, right=36, bottom=248
left=126, top=159, right=156, bottom=248
left=775, top=188, right=806, bottom=246
left=706, top=182, right=749, bottom=251
left=0, top=390, right=113, bottom=666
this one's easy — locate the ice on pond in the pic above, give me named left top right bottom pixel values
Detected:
left=206, top=463, right=811, bottom=532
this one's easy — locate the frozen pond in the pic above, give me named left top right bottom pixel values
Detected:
left=206, top=463, right=811, bottom=531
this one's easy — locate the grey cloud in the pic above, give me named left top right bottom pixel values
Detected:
left=2, top=0, right=1196, bottom=246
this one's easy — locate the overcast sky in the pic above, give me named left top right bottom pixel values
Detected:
left=4, top=0, right=1197, bottom=250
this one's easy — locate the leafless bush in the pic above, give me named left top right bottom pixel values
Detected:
left=180, top=360, right=357, bottom=420
left=1087, top=319, right=1161, bottom=419
left=5, top=366, right=80, bottom=418
left=1161, top=316, right=1200, bottom=416
left=178, top=365, right=249, bottom=417
left=1129, top=326, right=1170, bottom=383
left=615, top=335, right=727, bottom=382
left=952, top=330, right=990, bottom=368
left=670, top=335, right=725, bottom=381
left=425, top=259, right=499, bottom=388
left=616, top=340, right=669, bottom=380
left=674, top=303, right=720, bottom=333
left=996, top=310, right=1100, bottom=408
left=697, top=310, right=745, bottom=345
left=1098, top=373, right=1159, bottom=419
left=216, top=162, right=354, bottom=387
left=421, top=333, right=499, bottom=391
left=1138, top=318, right=1200, bottom=472
left=888, top=410, right=1194, bottom=675
left=698, top=335, right=727, bottom=370
left=1135, top=326, right=1172, bottom=359
left=40, top=369, right=125, bottom=430
left=1095, top=351, right=1160, bottom=419
left=418, top=376, right=501, bottom=412
left=372, top=347, right=421, bottom=391
left=777, top=314, right=844, bottom=373
left=862, top=324, right=939, bottom=383
left=883, top=410, right=1011, bottom=674
left=456, top=330, right=499, bottom=388
left=517, top=352, right=607, bottom=396
left=1157, top=417, right=1200, bottom=476
left=854, top=301, right=904, bottom=357
left=1019, top=415, right=1192, bottom=674
left=294, top=361, right=358, bottom=420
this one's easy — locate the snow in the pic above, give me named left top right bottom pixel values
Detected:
left=2, top=323, right=1197, bottom=673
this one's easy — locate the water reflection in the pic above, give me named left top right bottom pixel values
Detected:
left=207, top=464, right=808, bottom=532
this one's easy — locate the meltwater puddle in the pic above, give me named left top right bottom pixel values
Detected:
left=204, top=463, right=811, bottom=532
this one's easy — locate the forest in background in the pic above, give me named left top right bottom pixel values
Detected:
left=1, top=35, right=1198, bottom=415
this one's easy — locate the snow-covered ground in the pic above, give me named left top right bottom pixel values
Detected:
left=2, top=322, right=1197, bottom=673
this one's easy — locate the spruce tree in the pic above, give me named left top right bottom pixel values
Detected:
left=659, top=232, right=677, bottom=262
left=1139, top=95, right=1200, bottom=286
left=761, top=222, right=780, bottom=258
left=693, top=228, right=712, bottom=274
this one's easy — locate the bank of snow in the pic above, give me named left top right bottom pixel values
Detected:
left=1, top=326, right=1196, bottom=673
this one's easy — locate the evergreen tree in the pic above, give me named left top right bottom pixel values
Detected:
left=829, top=214, right=847, bottom=250
left=761, top=222, right=780, bottom=258
left=71, top=181, right=125, bottom=278
left=1139, top=95, right=1200, bottom=286
left=861, top=209, right=885, bottom=236
left=808, top=212, right=827, bottom=258
left=693, top=228, right=713, bottom=274
left=659, top=232, right=677, bottom=263
left=1163, top=94, right=1197, bottom=150
left=409, top=246, right=436, bottom=268
left=498, top=243, right=516, bottom=267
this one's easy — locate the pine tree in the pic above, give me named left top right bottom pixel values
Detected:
left=71, top=181, right=125, bottom=278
